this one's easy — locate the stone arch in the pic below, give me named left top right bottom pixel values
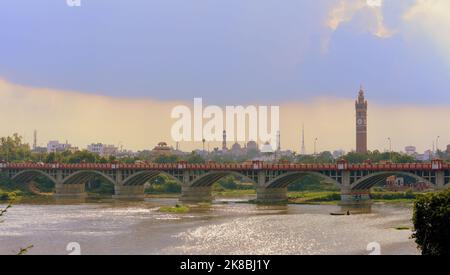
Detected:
left=189, top=171, right=257, bottom=187
left=62, top=170, right=116, bottom=185
left=11, top=170, right=58, bottom=185
left=351, top=171, right=433, bottom=190
left=122, top=170, right=183, bottom=186
left=265, top=171, right=341, bottom=189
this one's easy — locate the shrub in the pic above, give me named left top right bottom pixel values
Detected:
left=412, top=189, right=450, bottom=255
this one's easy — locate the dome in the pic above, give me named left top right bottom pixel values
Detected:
left=231, top=142, right=242, bottom=151
left=246, top=141, right=258, bottom=150
left=260, top=142, right=273, bottom=153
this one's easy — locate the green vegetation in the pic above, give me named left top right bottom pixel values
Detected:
left=412, top=189, right=450, bottom=255
left=371, top=190, right=417, bottom=203
left=145, top=175, right=181, bottom=194
left=85, top=179, right=115, bottom=195
left=0, top=189, right=21, bottom=201
left=16, top=245, right=34, bottom=255
left=342, top=150, right=417, bottom=164
left=211, top=176, right=254, bottom=196
left=288, top=175, right=339, bottom=192
left=159, top=204, right=190, bottom=213
left=213, top=189, right=256, bottom=197
left=288, top=191, right=341, bottom=204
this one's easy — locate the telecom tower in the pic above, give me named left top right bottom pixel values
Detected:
left=33, top=130, right=37, bottom=150
left=301, top=125, right=306, bottom=155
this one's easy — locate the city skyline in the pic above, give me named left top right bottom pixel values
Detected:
left=0, top=85, right=450, bottom=157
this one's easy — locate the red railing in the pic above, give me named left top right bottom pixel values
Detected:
left=0, top=162, right=441, bottom=171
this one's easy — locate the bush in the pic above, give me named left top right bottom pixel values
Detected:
left=412, top=189, right=450, bottom=255
left=0, top=189, right=20, bottom=201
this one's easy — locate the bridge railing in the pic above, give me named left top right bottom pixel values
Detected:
left=1, top=161, right=446, bottom=171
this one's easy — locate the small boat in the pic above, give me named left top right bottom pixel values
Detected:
left=330, top=211, right=351, bottom=216
left=330, top=212, right=346, bottom=216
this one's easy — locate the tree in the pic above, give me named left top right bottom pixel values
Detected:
left=154, top=155, right=179, bottom=163
left=412, top=189, right=450, bottom=255
left=0, top=134, right=31, bottom=162
left=185, top=152, right=205, bottom=164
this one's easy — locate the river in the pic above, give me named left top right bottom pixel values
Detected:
left=0, top=197, right=419, bottom=255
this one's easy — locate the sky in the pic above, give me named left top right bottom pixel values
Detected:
left=1, top=0, right=450, bottom=152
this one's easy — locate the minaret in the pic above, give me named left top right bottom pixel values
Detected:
left=222, top=130, right=227, bottom=151
left=276, top=130, right=281, bottom=152
left=355, top=86, right=368, bottom=153
left=33, top=130, right=37, bottom=150
left=301, top=125, right=306, bottom=155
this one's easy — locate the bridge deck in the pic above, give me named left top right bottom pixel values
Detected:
left=0, top=162, right=441, bottom=171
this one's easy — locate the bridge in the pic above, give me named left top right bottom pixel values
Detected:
left=1, top=160, right=449, bottom=204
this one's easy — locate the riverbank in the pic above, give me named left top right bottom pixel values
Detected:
left=1, top=187, right=426, bottom=205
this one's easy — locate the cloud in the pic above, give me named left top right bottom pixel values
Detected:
left=402, top=0, right=450, bottom=64
left=327, top=0, right=394, bottom=38
left=0, top=78, right=449, bottom=153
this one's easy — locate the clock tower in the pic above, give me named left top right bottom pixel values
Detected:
left=355, top=87, right=368, bottom=153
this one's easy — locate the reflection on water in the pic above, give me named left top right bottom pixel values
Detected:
left=0, top=197, right=418, bottom=255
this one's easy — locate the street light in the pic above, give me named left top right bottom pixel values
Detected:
left=436, top=136, right=440, bottom=156
left=387, top=137, right=392, bottom=162
left=314, top=138, right=318, bottom=156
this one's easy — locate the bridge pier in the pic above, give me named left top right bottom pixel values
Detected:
left=113, top=185, right=145, bottom=199
left=256, top=187, right=288, bottom=203
left=54, top=183, right=87, bottom=198
left=340, top=190, right=371, bottom=205
left=180, top=186, right=212, bottom=203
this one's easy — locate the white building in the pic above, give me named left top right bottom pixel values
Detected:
left=47, top=140, right=72, bottom=153
left=333, top=149, right=346, bottom=159
left=405, top=146, right=417, bottom=156
left=87, top=143, right=118, bottom=157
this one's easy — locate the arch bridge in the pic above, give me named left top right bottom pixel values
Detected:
left=0, top=160, right=448, bottom=203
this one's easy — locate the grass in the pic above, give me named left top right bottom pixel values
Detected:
left=159, top=204, right=190, bottom=213
left=213, top=189, right=256, bottom=197
left=288, top=191, right=341, bottom=204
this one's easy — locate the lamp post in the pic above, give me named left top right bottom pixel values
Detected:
left=314, top=138, right=318, bottom=163
left=436, top=136, right=440, bottom=157
left=387, top=137, right=392, bottom=162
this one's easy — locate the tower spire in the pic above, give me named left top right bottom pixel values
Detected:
left=355, top=86, right=368, bottom=153
left=301, top=124, right=306, bottom=155
left=222, top=130, right=227, bottom=151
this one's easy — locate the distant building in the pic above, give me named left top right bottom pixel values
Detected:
left=422, top=150, right=433, bottom=161
left=246, top=141, right=258, bottom=151
left=256, top=142, right=275, bottom=162
left=47, top=140, right=76, bottom=153
left=87, top=143, right=118, bottom=157
left=151, top=142, right=174, bottom=156
left=405, top=146, right=417, bottom=156
left=260, top=142, right=274, bottom=154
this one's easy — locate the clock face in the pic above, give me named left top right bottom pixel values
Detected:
left=357, top=118, right=363, bottom=125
